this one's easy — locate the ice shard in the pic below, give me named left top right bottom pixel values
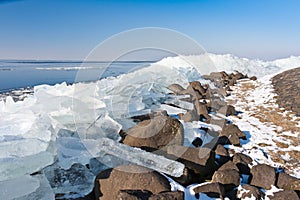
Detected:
left=43, top=163, right=95, bottom=198
left=0, top=175, right=40, bottom=200
left=83, top=138, right=185, bottom=177
left=14, top=174, right=55, bottom=200
left=0, top=151, right=54, bottom=181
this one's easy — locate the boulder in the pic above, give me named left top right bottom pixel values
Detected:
left=189, top=81, right=206, bottom=96
left=123, top=115, right=184, bottom=150
left=218, top=160, right=239, bottom=172
left=171, top=167, right=199, bottom=186
left=250, top=164, right=276, bottom=190
left=237, top=184, right=264, bottom=199
left=94, top=165, right=171, bottom=200
left=117, top=190, right=152, bottom=200
left=179, top=109, right=199, bottom=122
left=250, top=76, right=257, bottom=81
left=212, top=169, right=240, bottom=191
left=193, top=182, right=225, bottom=199
left=218, top=132, right=240, bottom=146
left=215, top=144, right=229, bottom=157
left=219, top=105, right=236, bottom=116
left=232, top=153, right=252, bottom=174
left=148, top=191, right=184, bottom=200
left=166, top=146, right=216, bottom=179
left=167, top=84, right=185, bottom=94
left=222, top=124, right=246, bottom=139
left=268, top=190, right=299, bottom=200
left=277, top=172, right=300, bottom=191
left=194, top=101, right=211, bottom=122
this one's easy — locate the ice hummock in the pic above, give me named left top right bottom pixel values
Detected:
left=1, top=53, right=300, bottom=198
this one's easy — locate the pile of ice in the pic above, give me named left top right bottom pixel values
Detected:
left=155, top=53, right=300, bottom=77
left=0, top=59, right=211, bottom=199
left=1, top=53, right=300, bottom=199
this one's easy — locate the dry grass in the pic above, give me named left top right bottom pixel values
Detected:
left=254, top=106, right=300, bottom=134
left=258, top=143, right=272, bottom=147
left=227, top=80, right=300, bottom=175
left=272, top=140, right=289, bottom=148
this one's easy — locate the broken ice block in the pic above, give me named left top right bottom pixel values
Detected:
left=0, top=175, right=40, bottom=200
left=164, top=98, right=194, bottom=110
left=154, top=104, right=187, bottom=115
left=0, top=138, right=49, bottom=159
left=56, top=137, right=91, bottom=169
left=82, top=114, right=122, bottom=141
left=83, top=138, right=185, bottom=177
left=43, top=163, right=95, bottom=197
left=0, top=151, right=54, bottom=181
left=14, top=174, right=55, bottom=200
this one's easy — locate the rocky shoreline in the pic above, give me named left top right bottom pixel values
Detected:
left=1, top=69, right=299, bottom=200
left=71, top=71, right=299, bottom=200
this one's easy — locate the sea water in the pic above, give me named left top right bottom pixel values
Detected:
left=0, top=60, right=153, bottom=92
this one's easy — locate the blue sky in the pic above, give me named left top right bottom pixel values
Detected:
left=0, top=0, right=299, bottom=60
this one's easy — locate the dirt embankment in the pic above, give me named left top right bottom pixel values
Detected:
left=272, top=67, right=300, bottom=116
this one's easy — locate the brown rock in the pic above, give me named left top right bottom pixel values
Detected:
left=212, top=169, right=240, bottom=191
left=148, top=191, right=184, bottom=200
left=237, top=184, right=264, bottom=199
left=94, top=165, right=171, bottom=200
left=117, top=190, right=152, bottom=200
left=233, top=153, right=252, bottom=174
left=166, top=146, right=216, bottom=179
left=250, top=76, right=257, bottom=81
left=167, top=84, right=185, bottom=94
left=277, top=172, right=300, bottom=190
left=219, top=131, right=240, bottom=146
left=171, top=167, right=199, bottom=186
left=268, top=190, right=299, bottom=200
left=194, top=101, right=211, bottom=122
left=189, top=81, right=206, bottom=96
left=123, top=115, right=184, bottom=150
left=179, top=109, right=199, bottom=122
left=222, top=124, right=246, bottom=139
left=215, top=144, right=229, bottom=157
left=217, top=105, right=235, bottom=116
left=193, top=182, right=225, bottom=198
left=218, top=160, right=239, bottom=172
left=250, top=164, right=276, bottom=190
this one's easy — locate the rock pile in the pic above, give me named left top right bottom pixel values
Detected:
left=80, top=71, right=300, bottom=200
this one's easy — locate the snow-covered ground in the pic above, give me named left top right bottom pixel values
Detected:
left=0, top=53, right=299, bottom=199
left=225, top=75, right=300, bottom=178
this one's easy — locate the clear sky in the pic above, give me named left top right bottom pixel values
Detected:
left=0, top=0, right=300, bottom=60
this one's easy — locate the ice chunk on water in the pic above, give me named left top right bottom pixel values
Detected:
left=83, top=138, right=185, bottom=177
left=43, top=163, right=95, bottom=198
left=0, top=151, right=54, bottom=181
left=0, top=175, right=40, bottom=200
left=14, top=174, right=55, bottom=200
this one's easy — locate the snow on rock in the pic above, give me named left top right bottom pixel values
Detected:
left=1, top=53, right=300, bottom=198
left=225, top=76, right=300, bottom=178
